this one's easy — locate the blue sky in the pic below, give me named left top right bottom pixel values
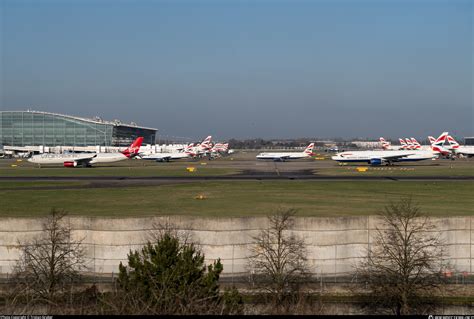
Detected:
left=1, top=0, right=472, bottom=140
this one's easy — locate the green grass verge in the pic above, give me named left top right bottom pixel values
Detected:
left=1, top=181, right=472, bottom=217
left=0, top=163, right=239, bottom=177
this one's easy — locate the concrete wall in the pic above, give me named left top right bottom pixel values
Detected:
left=0, top=216, right=472, bottom=277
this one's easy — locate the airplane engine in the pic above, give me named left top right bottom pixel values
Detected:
left=369, top=158, right=383, bottom=166
left=63, top=161, right=77, bottom=167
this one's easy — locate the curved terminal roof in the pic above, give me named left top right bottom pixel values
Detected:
left=1, top=110, right=157, bottom=131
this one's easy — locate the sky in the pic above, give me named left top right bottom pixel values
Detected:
left=1, top=0, right=472, bottom=140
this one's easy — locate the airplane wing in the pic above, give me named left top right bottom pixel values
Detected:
left=375, top=153, right=414, bottom=161
left=69, top=154, right=97, bottom=166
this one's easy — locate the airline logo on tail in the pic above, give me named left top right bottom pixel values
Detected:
left=410, top=138, right=421, bottom=149
left=430, top=132, right=449, bottom=155
left=121, top=137, right=144, bottom=158
left=405, top=138, right=416, bottom=150
left=379, top=137, right=390, bottom=150
left=200, top=136, right=212, bottom=150
left=447, top=135, right=460, bottom=149
left=399, top=138, right=407, bottom=149
left=433, top=132, right=448, bottom=146
left=304, top=143, right=315, bottom=155
left=212, top=143, right=229, bottom=153
left=428, top=136, right=436, bottom=145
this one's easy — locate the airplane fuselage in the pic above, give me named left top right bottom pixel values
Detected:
left=256, top=152, right=311, bottom=161
left=331, top=150, right=436, bottom=164
left=28, top=152, right=129, bottom=165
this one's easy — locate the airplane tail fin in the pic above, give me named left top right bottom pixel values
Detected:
left=447, top=135, right=460, bottom=149
left=379, top=137, right=390, bottom=150
left=411, top=138, right=421, bottom=149
left=201, top=136, right=212, bottom=149
left=433, top=132, right=448, bottom=146
left=430, top=132, right=450, bottom=155
left=405, top=138, right=414, bottom=149
left=428, top=136, right=436, bottom=145
left=399, top=138, right=407, bottom=149
left=122, top=137, right=144, bottom=158
left=304, top=143, right=315, bottom=155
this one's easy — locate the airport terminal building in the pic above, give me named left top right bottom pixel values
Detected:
left=0, top=110, right=157, bottom=150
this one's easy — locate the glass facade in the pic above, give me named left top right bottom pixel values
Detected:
left=0, top=111, right=156, bottom=147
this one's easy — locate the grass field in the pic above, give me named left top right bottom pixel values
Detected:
left=1, top=181, right=472, bottom=217
left=0, top=160, right=240, bottom=177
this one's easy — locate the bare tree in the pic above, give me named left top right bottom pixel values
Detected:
left=356, top=198, right=449, bottom=315
left=146, top=217, right=193, bottom=246
left=247, top=208, right=310, bottom=311
left=9, top=208, right=86, bottom=311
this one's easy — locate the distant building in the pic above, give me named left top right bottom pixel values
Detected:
left=465, top=137, right=474, bottom=146
left=0, top=110, right=157, bottom=148
left=351, top=141, right=381, bottom=149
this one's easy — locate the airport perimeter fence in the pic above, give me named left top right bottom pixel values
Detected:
left=1, top=215, right=473, bottom=290
left=1, top=270, right=474, bottom=292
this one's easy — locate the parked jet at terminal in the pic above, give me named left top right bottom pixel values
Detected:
left=139, top=151, right=191, bottom=162
left=333, top=133, right=450, bottom=165
left=139, top=144, right=194, bottom=162
left=446, top=135, right=474, bottom=157
left=256, top=143, right=315, bottom=161
left=186, top=136, right=213, bottom=157
left=27, top=137, right=144, bottom=167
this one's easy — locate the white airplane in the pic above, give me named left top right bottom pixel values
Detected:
left=256, top=143, right=315, bottom=161
left=139, top=152, right=192, bottom=162
left=331, top=150, right=436, bottom=165
left=27, top=137, right=144, bottom=167
left=138, top=144, right=193, bottom=162
left=379, top=137, right=394, bottom=150
left=380, top=137, right=419, bottom=150
left=186, top=136, right=213, bottom=158
left=446, top=135, right=474, bottom=157
left=332, top=133, right=450, bottom=165
left=209, top=142, right=235, bottom=158
left=380, top=137, right=404, bottom=150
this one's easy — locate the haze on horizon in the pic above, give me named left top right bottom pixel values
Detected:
left=1, top=0, right=472, bottom=141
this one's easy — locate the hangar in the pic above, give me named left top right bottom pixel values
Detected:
left=0, top=110, right=157, bottom=149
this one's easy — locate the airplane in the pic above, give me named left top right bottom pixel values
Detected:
left=138, top=144, right=194, bottom=162
left=446, top=135, right=474, bottom=157
left=211, top=143, right=229, bottom=154
left=209, top=142, right=235, bottom=158
left=429, top=132, right=451, bottom=157
left=256, top=143, right=315, bottom=161
left=410, top=138, right=422, bottom=150
left=379, top=137, right=393, bottom=150
left=405, top=138, right=420, bottom=150
left=380, top=137, right=405, bottom=150
left=331, top=149, right=436, bottom=165
left=27, top=137, right=144, bottom=167
left=186, top=136, right=213, bottom=158
left=332, top=133, right=449, bottom=165
left=399, top=138, right=408, bottom=150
